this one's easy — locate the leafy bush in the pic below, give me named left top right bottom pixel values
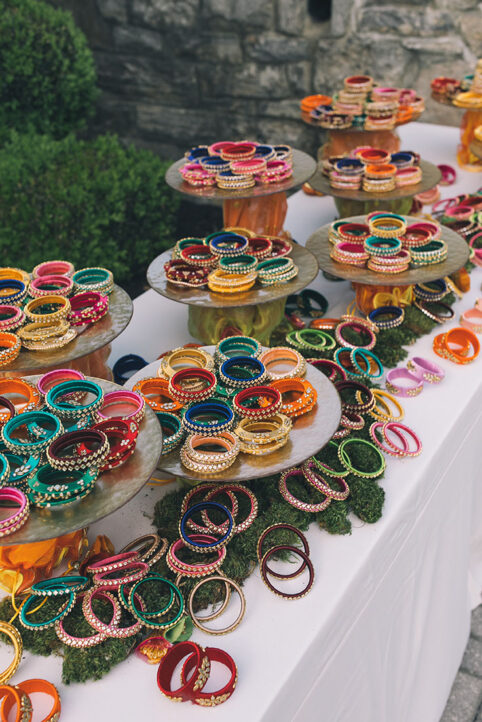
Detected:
left=0, top=132, right=180, bottom=287
left=0, top=0, right=98, bottom=141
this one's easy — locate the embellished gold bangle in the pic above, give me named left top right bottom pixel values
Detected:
left=0, top=621, right=23, bottom=684
left=18, top=319, right=70, bottom=341
left=158, top=347, right=215, bottom=380
left=24, top=294, right=70, bottom=323
left=188, top=574, right=246, bottom=635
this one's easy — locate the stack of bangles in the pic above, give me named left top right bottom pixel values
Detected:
left=164, top=231, right=297, bottom=293
left=180, top=140, right=293, bottom=188
left=0, top=261, right=115, bottom=364
left=257, top=523, right=315, bottom=598
left=0, top=375, right=143, bottom=532
left=433, top=327, right=480, bottom=364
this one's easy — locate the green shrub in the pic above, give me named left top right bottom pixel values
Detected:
left=0, top=0, right=98, bottom=141
left=0, top=132, right=180, bottom=287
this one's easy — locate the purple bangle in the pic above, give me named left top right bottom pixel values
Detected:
left=437, top=164, right=456, bottom=186
left=385, top=368, right=423, bottom=398
left=406, top=357, right=445, bottom=383
left=0, top=305, right=25, bottom=331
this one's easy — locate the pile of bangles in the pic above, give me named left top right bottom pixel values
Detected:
left=431, top=58, right=482, bottom=108
left=0, top=370, right=144, bottom=538
left=329, top=212, right=447, bottom=273
left=322, top=147, right=422, bottom=193
left=430, top=189, right=482, bottom=266
left=179, top=141, right=293, bottom=189
left=164, top=229, right=298, bottom=292
left=0, top=261, right=115, bottom=366
left=300, top=75, right=424, bottom=130
left=132, top=339, right=317, bottom=474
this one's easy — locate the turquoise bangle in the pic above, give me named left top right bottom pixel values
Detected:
left=126, top=574, right=185, bottom=630
left=20, top=589, right=75, bottom=629
left=364, top=236, right=402, bottom=257
left=156, top=412, right=184, bottom=455
left=72, top=267, right=114, bottom=294
left=350, top=348, right=384, bottom=379
left=219, top=254, right=258, bottom=274
left=0, top=453, right=9, bottom=486
left=1, top=411, right=63, bottom=454
left=32, top=575, right=89, bottom=597
left=337, top=438, right=386, bottom=479
left=45, top=380, right=104, bottom=419
left=28, top=466, right=98, bottom=501
left=3, top=451, right=39, bottom=489
left=118, top=576, right=174, bottom=617
left=28, top=483, right=94, bottom=508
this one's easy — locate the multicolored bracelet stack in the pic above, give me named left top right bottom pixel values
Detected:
left=164, top=230, right=298, bottom=293
left=0, top=261, right=115, bottom=364
left=180, top=141, right=293, bottom=189
left=325, top=147, right=422, bottom=193
left=302, top=75, right=424, bottom=130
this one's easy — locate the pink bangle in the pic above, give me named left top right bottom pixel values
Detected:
left=82, top=586, right=144, bottom=638
left=86, top=551, right=140, bottom=575
left=203, top=483, right=258, bottom=534
left=382, top=421, right=422, bottom=457
left=166, top=535, right=226, bottom=577
left=279, top=467, right=331, bottom=512
left=386, top=368, right=423, bottom=398
left=301, top=459, right=350, bottom=500
left=37, top=369, right=85, bottom=396
left=180, top=484, right=238, bottom=535
left=438, top=164, right=456, bottom=185
left=407, top=221, right=440, bottom=240
left=92, top=561, right=149, bottom=588
left=469, top=232, right=482, bottom=261
left=460, top=308, right=482, bottom=334
left=444, top=204, right=474, bottom=220
left=335, top=320, right=376, bottom=350
left=69, top=292, right=109, bottom=326
left=32, top=260, right=74, bottom=278
left=56, top=591, right=120, bottom=648
left=369, top=421, right=410, bottom=457
left=406, top=356, right=445, bottom=383
left=230, top=158, right=266, bottom=174
left=96, top=390, right=145, bottom=424
left=30, top=275, right=74, bottom=298
left=0, top=488, right=29, bottom=536
left=0, top=305, right=25, bottom=331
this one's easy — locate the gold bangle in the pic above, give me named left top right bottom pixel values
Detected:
left=365, top=389, right=404, bottom=421
left=235, top=413, right=292, bottom=443
left=188, top=574, right=246, bottom=635
left=0, top=621, right=23, bottom=684
left=0, top=268, right=30, bottom=288
left=18, top=319, right=70, bottom=341
left=158, top=348, right=215, bottom=379
left=24, top=295, right=70, bottom=323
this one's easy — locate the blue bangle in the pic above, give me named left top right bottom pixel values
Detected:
left=180, top=502, right=234, bottom=550
left=350, top=349, right=384, bottom=379
left=113, top=354, right=148, bottom=385
left=219, top=356, right=266, bottom=388
left=31, top=575, right=89, bottom=597
left=413, top=279, right=447, bottom=301
left=207, top=232, right=249, bottom=257
left=368, top=305, right=404, bottom=330
left=2, top=411, right=63, bottom=453
left=185, top=145, right=209, bottom=161
left=199, top=156, right=230, bottom=173
left=20, top=589, right=76, bottom=629
left=254, top=144, right=275, bottom=160
left=333, top=158, right=364, bottom=175
left=182, top=401, right=234, bottom=435
left=0, top=279, right=27, bottom=305
left=364, top=236, right=402, bottom=257
left=390, top=152, right=414, bottom=167
left=45, top=380, right=104, bottom=419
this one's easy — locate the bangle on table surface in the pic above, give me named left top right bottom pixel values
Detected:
left=203, top=484, right=258, bottom=535
left=279, top=467, right=332, bottom=512
left=2, top=411, right=63, bottom=453
left=92, top=560, right=149, bottom=588
left=0, top=279, right=28, bottom=306
left=335, top=320, right=376, bottom=349
left=1, top=678, right=60, bottom=722
left=0, top=379, right=41, bottom=415
left=72, top=267, right=114, bottom=295
left=214, top=336, right=261, bottom=363
left=311, top=441, right=350, bottom=478
left=413, top=279, right=448, bottom=302
left=269, top=378, right=317, bottom=417
left=113, top=354, right=148, bottom=385
left=0, top=267, right=30, bottom=287
left=181, top=432, right=240, bottom=473
left=207, top=232, right=249, bottom=257
left=433, top=327, right=480, bottom=364
left=181, top=484, right=238, bottom=535
left=337, top=437, right=386, bottom=478
left=182, top=401, right=233, bottom=435
left=0, top=333, right=21, bottom=366
left=37, top=369, right=85, bottom=399
left=335, top=379, right=375, bottom=413
left=368, top=213, right=407, bottom=238
left=188, top=575, right=245, bottom=635
left=118, top=534, right=167, bottom=566
left=333, top=348, right=367, bottom=379
left=180, top=646, right=237, bottom=707
left=308, top=358, right=346, bottom=382
left=365, top=389, right=404, bottom=421
left=45, top=380, right=104, bottom=420
left=460, top=307, right=482, bottom=334
left=245, top=236, right=272, bottom=259
left=219, top=356, right=266, bottom=388
left=46, top=429, right=109, bottom=471
left=157, top=641, right=210, bottom=702
left=259, top=346, right=306, bottom=380
left=86, top=418, right=138, bottom=470
left=169, top=368, right=217, bottom=403
left=349, top=348, right=384, bottom=379
left=286, top=328, right=336, bottom=352
left=368, top=305, right=404, bottom=330
left=82, top=585, right=143, bottom=639
left=55, top=590, right=119, bottom=648
left=159, top=347, right=215, bottom=380
left=20, top=588, right=75, bottom=630
left=69, top=291, right=108, bottom=325
left=156, top=412, right=184, bottom=454
left=0, top=622, right=23, bottom=684
left=180, top=502, right=234, bottom=553
left=24, top=294, right=70, bottom=323
left=31, top=575, right=88, bottom=597
left=413, top=299, right=454, bottom=324
left=126, top=574, right=183, bottom=629
left=167, top=535, right=226, bottom=578
left=386, top=368, right=424, bottom=397
left=302, top=459, right=350, bottom=500
left=370, top=421, right=422, bottom=458
left=28, top=466, right=97, bottom=503
left=364, top=236, right=402, bottom=257
left=133, top=377, right=182, bottom=414
left=260, top=544, right=315, bottom=599
left=30, top=274, right=73, bottom=298
left=234, top=413, right=291, bottom=444
left=257, top=523, right=310, bottom=578
left=33, top=260, right=74, bottom=278
left=0, top=397, right=15, bottom=427
left=406, top=357, right=444, bottom=383
left=96, top=389, right=145, bottom=423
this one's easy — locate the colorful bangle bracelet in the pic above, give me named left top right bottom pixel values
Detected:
left=302, top=459, right=350, bottom=500
left=207, top=232, right=249, bottom=257
left=92, top=560, right=149, bottom=588
left=369, top=421, right=409, bottom=457
left=246, top=236, right=272, bottom=259
left=257, top=523, right=310, bottom=578
left=133, top=377, right=183, bottom=415
left=20, top=588, right=75, bottom=630
left=181, top=484, right=238, bottom=536
left=333, top=348, right=365, bottom=379
left=96, top=389, right=145, bottom=424
left=180, top=646, right=237, bottom=706
left=414, top=279, right=448, bottom=301
left=126, top=574, right=184, bottom=630
left=69, top=291, right=108, bottom=325
left=289, top=328, right=336, bottom=352
left=335, top=320, right=376, bottom=349
left=0, top=397, right=15, bottom=427
left=338, top=437, right=386, bottom=478
left=181, top=432, right=240, bottom=474
left=4, top=451, right=38, bottom=490
left=0, top=379, right=41, bottom=415
left=406, top=356, right=444, bottom=383
left=169, top=368, right=216, bottom=403
left=279, top=467, right=332, bottom=512
left=0, top=279, right=27, bottom=306
left=371, top=421, right=422, bottom=458
left=0, top=333, right=21, bottom=367
left=0, top=305, right=25, bottom=331
left=413, top=299, right=454, bottom=324
left=368, top=305, right=404, bottom=330
left=385, top=368, right=424, bottom=397
left=0, top=487, right=29, bottom=537
left=261, top=544, right=315, bottom=599
left=433, top=327, right=480, bottom=364
left=2, top=411, right=63, bottom=453
left=82, top=586, right=143, bottom=639
left=72, top=267, right=114, bottom=295
left=0, top=685, right=31, bottom=721
left=234, top=413, right=291, bottom=445
left=167, top=535, right=226, bottom=578
left=33, top=260, right=74, bottom=278
left=46, top=429, right=109, bottom=471
left=28, top=466, right=97, bottom=503
left=219, top=356, right=266, bottom=388
left=233, top=385, right=281, bottom=419
left=159, top=347, right=214, bottom=379
left=157, top=641, right=210, bottom=702
left=182, top=401, right=234, bottom=435
left=308, top=358, right=347, bottom=382
left=31, top=575, right=88, bottom=596
left=334, top=380, right=374, bottom=413
left=311, top=441, right=350, bottom=478
left=460, top=307, right=482, bottom=334
left=30, top=274, right=73, bottom=298
left=0, top=622, right=23, bottom=685
left=218, top=254, right=258, bottom=274
left=259, top=346, right=306, bottom=380
left=366, top=389, right=404, bottom=422
left=1, top=678, right=60, bottom=722
left=364, top=236, right=402, bottom=257
left=37, top=368, right=85, bottom=399
left=215, top=335, right=261, bottom=363
left=46, top=380, right=104, bottom=419
left=269, top=378, right=317, bottom=417
left=187, top=576, right=245, bottom=636
left=368, top=213, right=407, bottom=238
left=24, top=294, right=70, bottom=323
left=156, top=412, right=183, bottom=455
left=55, top=591, right=119, bottom=647
left=350, top=348, right=384, bottom=378
left=203, top=484, right=258, bottom=535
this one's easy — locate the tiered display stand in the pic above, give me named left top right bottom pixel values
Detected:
left=0, top=375, right=162, bottom=546
left=0, top=286, right=133, bottom=381
left=308, top=159, right=442, bottom=217
left=157, top=150, right=319, bottom=344
left=127, top=347, right=342, bottom=483
left=432, top=95, right=482, bottom=171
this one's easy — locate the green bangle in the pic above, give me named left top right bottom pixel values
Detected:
left=156, top=412, right=184, bottom=455
left=215, top=336, right=261, bottom=363
left=219, top=254, right=258, bottom=274
left=312, top=441, right=350, bottom=478
left=287, top=329, right=336, bottom=352
left=350, top=348, right=384, bottom=379
left=72, top=267, right=114, bottom=294
left=28, top=466, right=98, bottom=501
left=28, top=484, right=94, bottom=508
left=0, top=453, right=9, bottom=486
left=20, top=589, right=75, bottom=629
left=337, top=438, right=386, bottom=479
left=257, top=257, right=292, bottom=275
left=1, top=411, right=63, bottom=454
left=3, top=451, right=39, bottom=490
left=126, top=574, right=184, bottom=630
left=118, top=576, right=175, bottom=617
left=45, top=380, right=104, bottom=419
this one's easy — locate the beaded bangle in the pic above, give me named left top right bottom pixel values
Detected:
left=0, top=305, right=25, bottom=331
left=69, top=291, right=108, bottom=326
left=219, top=356, right=266, bottom=388
left=368, top=213, right=407, bottom=238
left=46, top=380, right=104, bottom=419
left=0, top=280, right=28, bottom=306
left=259, top=346, right=306, bottom=380
left=82, top=586, right=143, bottom=639
left=370, top=421, right=422, bottom=458
left=335, top=380, right=374, bottom=413
left=215, top=335, right=261, bottom=363
left=2, top=411, right=63, bottom=453
left=246, top=236, right=273, bottom=259
left=21, top=589, right=76, bottom=630
left=257, top=523, right=310, bottom=578
left=311, top=442, right=350, bottom=478
left=169, top=368, right=216, bottom=403
left=335, top=320, right=376, bottom=350
left=24, top=294, right=70, bottom=323
left=133, top=377, right=182, bottom=415
left=279, top=467, right=331, bottom=512
left=28, top=466, right=97, bottom=503
left=181, top=433, right=240, bottom=474
left=233, top=385, right=281, bottom=419
left=37, top=368, right=85, bottom=399
left=269, top=378, right=317, bottom=417
left=308, top=358, right=346, bottom=382
left=368, top=305, right=404, bottom=330
left=167, top=535, right=226, bottom=577
left=46, top=429, right=109, bottom=471
left=72, top=267, right=114, bottom=295
left=364, top=236, right=402, bottom=257
left=218, top=254, right=258, bottom=275
left=386, top=368, right=424, bottom=397
left=433, top=327, right=480, bottom=364
left=234, top=413, right=292, bottom=445
left=0, top=487, right=29, bottom=537
left=203, top=484, right=258, bottom=535
left=30, top=274, right=73, bottom=298
left=31, top=575, right=89, bottom=596
left=207, top=232, right=249, bottom=257
left=367, top=389, right=404, bottom=422
left=260, top=545, right=315, bottom=599
left=460, top=307, right=482, bottom=334
left=0, top=622, right=23, bottom=685
left=350, top=348, right=384, bottom=379
left=157, top=641, right=210, bottom=702
left=33, top=260, right=74, bottom=278
left=0, top=333, right=21, bottom=367
left=413, top=299, right=454, bottom=324
left=302, top=459, right=350, bottom=500
left=182, top=401, right=234, bottom=435
left=55, top=591, right=119, bottom=647
left=338, top=437, right=386, bottom=478
left=188, top=576, right=245, bottom=635
left=0, top=379, right=41, bottom=415
left=93, top=561, right=149, bottom=588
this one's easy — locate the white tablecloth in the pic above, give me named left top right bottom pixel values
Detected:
left=2, top=122, right=481, bottom=722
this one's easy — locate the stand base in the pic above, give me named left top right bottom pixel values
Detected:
left=334, top=196, right=414, bottom=218
left=321, top=129, right=401, bottom=159
left=188, top=299, right=286, bottom=344
left=223, top=192, right=288, bottom=237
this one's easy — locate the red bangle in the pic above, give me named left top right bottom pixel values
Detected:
left=261, top=544, right=315, bottom=599
left=180, top=646, right=238, bottom=706
left=337, top=223, right=370, bottom=243
left=87, top=418, right=139, bottom=470
left=166, top=535, right=226, bottom=577
left=169, top=368, right=216, bottom=403
left=96, top=390, right=145, bottom=424
left=438, top=164, right=456, bottom=185
left=270, top=238, right=292, bottom=258
left=247, top=236, right=273, bottom=259
left=179, top=245, right=218, bottom=268
left=233, top=385, right=281, bottom=419
left=308, top=358, right=347, bottom=382
left=220, top=142, right=257, bottom=161
left=157, top=641, right=210, bottom=703
left=69, top=292, right=108, bottom=326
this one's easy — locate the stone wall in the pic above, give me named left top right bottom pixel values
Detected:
left=50, top=0, right=480, bottom=158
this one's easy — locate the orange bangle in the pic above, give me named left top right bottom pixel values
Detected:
left=0, top=333, right=21, bottom=368
left=0, top=685, right=31, bottom=722
left=365, top=163, right=397, bottom=178
left=269, top=378, right=317, bottom=417
left=0, top=379, right=41, bottom=414
left=309, top=317, right=340, bottom=330
left=433, top=327, right=480, bottom=364
left=1, top=678, right=60, bottom=722
left=132, top=377, right=184, bottom=413
left=0, top=268, right=30, bottom=289
left=396, top=106, right=414, bottom=123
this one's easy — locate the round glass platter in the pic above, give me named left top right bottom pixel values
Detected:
left=306, top=214, right=470, bottom=286
left=147, top=243, right=319, bottom=309
left=126, top=348, right=342, bottom=483
left=308, top=160, right=442, bottom=202
left=0, top=375, right=162, bottom=545
left=1, top=286, right=133, bottom=373
left=165, top=149, right=317, bottom=201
